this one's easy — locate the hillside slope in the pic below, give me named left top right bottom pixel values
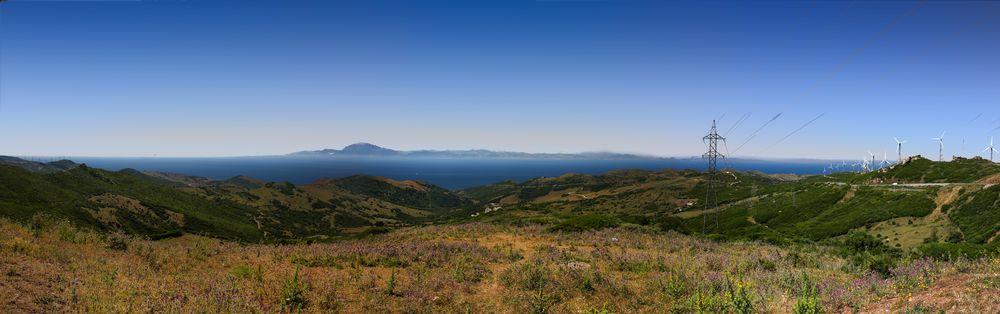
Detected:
left=0, top=157, right=478, bottom=242
left=463, top=157, right=1000, bottom=249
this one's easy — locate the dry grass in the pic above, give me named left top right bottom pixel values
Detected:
left=1, top=218, right=998, bottom=313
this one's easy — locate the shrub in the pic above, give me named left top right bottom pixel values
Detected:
left=844, top=231, right=888, bottom=254
left=757, top=258, right=777, bottom=272
left=229, top=265, right=263, bottom=281
left=386, top=268, right=397, bottom=295
left=450, top=256, right=491, bottom=283
left=916, top=242, right=1000, bottom=260
left=280, top=267, right=309, bottom=311
left=500, top=260, right=552, bottom=291
left=866, top=254, right=897, bottom=278
left=793, top=274, right=823, bottom=314
left=105, top=232, right=130, bottom=251
left=726, top=275, right=754, bottom=314
left=661, top=273, right=688, bottom=298
left=679, top=286, right=724, bottom=313
left=945, top=231, right=963, bottom=243
left=500, top=260, right=559, bottom=314
left=582, top=305, right=612, bottom=314
left=361, top=226, right=391, bottom=236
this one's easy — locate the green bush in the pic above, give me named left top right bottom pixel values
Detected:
left=679, top=286, right=725, bottom=313
left=229, top=265, right=263, bottom=281
left=280, top=267, right=309, bottom=311
left=726, top=275, right=754, bottom=314
left=864, top=254, right=897, bottom=278
left=844, top=231, right=888, bottom=254
left=793, top=274, right=823, bottom=314
left=105, top=232, right=130, bottom=251
left=916, top=242, right=1000, bottom=260
left=360, top=226, right=391, bottom=236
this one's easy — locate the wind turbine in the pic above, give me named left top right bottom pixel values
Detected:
left=985, top=137, right=998, bottom=162
left=868, top=151, right=877, bottom=171
left=881, top=152, right=890, bottom=168
left=931, top=132, right=946, bottom=162
left=894, top=137, right=907, bottom=163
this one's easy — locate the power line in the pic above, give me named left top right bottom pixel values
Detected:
left=760, top=113, right=826, bottom=153
left=802, top=0, right=929, bottom=96
left=724, top=112, right=751, bottom=138
left=731, top=113, right=782, bottom=155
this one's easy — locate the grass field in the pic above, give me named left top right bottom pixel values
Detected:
left=3, top=218, right=1000, bottom=313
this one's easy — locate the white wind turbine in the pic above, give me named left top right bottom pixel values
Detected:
left=894, top=137, right=907, bottom=163
left=868, top=151, right=878, bottom=171
left=931, top=132, right=946, bottom=162
left=984, top=137, right=999, bottom=162
left=881, top=152, right=890, bottom=168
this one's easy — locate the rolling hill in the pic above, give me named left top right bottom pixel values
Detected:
left=461, top=156, right=1000, bottom=250
left=0, top=157, right=478, bottom=242
left=3, top=154, right=1000, bottom=251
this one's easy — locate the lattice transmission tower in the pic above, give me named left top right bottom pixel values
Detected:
left=702, top=120, right=725, bottom=233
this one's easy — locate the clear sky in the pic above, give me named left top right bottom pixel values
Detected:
left=1, top=0, right=999, bottom=159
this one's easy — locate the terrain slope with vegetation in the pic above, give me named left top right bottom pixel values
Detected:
left=0, top=157, right=477, bottom=242
left=3, top=155, right=1000, bottom=312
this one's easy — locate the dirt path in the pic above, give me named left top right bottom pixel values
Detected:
left=975, top=172, right=1000, bottom=184
left=931, top=186, right=961, bottom=218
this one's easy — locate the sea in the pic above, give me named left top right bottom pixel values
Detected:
left=70, top=156, right=834, bottom=190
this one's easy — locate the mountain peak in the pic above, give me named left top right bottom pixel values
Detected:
left=340, top=143, right=398, bottom=155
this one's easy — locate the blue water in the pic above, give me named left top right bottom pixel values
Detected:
left=70, top=156, right=831, bottom=190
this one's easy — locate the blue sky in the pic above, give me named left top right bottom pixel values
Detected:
left=0, top=0, right=999, bottom=159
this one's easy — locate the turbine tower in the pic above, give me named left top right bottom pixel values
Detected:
left=931, top=132, right=946, bottom=162
left=868, top=151, right=877, bottom=171
left=894, top=137, right=907, bottom=163
left=985, top=137, right=999, bottom=162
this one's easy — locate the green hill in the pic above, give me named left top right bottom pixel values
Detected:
left=320, top=175, right=476, bottom=212
left=865, top=156, right=1000, bottom=183
left=0, top=164, right=262, bottom=241
left=0, top=157, right=478, bottom=242
left=461, top=158, right=1000, bottom=252
left=4, top=155, right=1000, bottom=251
left=947, top=184, right=1000, bottom=243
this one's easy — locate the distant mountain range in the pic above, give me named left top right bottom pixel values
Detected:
left=0, top=156, right=79, bottom=173
left=290, top=143, right=666, bottom=160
